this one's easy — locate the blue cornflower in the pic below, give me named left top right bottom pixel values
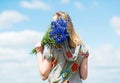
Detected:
left=49, top=18, right=70, bottom=45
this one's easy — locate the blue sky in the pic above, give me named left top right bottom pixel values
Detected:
left=0, top=0, right=120, bottom=83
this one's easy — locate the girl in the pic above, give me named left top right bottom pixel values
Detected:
left=34, top=11, right=89, bottom=83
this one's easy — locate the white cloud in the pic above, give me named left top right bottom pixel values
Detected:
left=110, top=16, right=120, bottom=35
left=0, top=47, right=41, bottom=83
left=61, top=0, right=69, bottom=4
left=0, top=30, right=44, bottom=47
left=90, top=44, right=120, bottom=66
left=0, top=10, right=28, bottom=29
left=0, top=47, right=27, bottom=61
left=74, top=2, right=84, bottom=10
left=20, top=0, right=50, bottom=10
left=87, top=44, right=120, bottom=83
left=0, top=30, right=45, bottom=83
left=110, top=16, right=120, bottom=27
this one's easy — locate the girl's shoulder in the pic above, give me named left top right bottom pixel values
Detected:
left=79, top=44, right=89, bottom=58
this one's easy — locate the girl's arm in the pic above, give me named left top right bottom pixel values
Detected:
left=36, top=45, right=52, bottom=80
left=79, top=57, right=88, bottom=80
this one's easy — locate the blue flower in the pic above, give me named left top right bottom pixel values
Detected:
left=50, top=18, right=70, bottom=45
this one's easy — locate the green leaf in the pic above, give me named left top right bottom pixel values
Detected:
left=41, top=27, right=56, bottom=46
left=31, top=48, right=37, bottom=55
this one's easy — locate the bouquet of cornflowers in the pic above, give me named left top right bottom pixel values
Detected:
left=31, top=18, right=70, bottom=54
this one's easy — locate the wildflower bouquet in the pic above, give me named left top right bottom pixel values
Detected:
left=31, top=18, right=70, bottom=54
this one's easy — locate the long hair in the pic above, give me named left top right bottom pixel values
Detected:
left=52, top=11, right=84, bottom=48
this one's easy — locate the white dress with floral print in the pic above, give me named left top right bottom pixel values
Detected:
left=42, top=41, right=89, bottom=83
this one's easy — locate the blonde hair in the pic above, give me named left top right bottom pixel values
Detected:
left=52, top=11, right=84, bottom=48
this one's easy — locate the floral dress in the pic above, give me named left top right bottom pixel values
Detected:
left=42, top=41, right=89, bottom=83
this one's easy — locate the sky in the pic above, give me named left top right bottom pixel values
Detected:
left=0, top=0, right=120, bottom=83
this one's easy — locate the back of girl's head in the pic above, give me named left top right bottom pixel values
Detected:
left=52, top=11, right=84, bottom=48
